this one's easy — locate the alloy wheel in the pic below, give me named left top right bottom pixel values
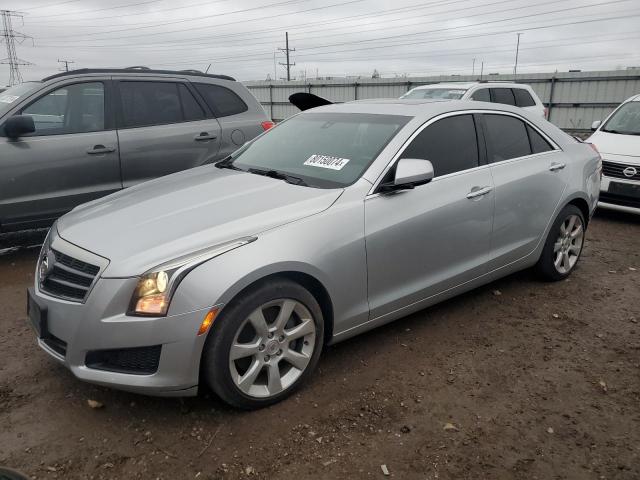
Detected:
left=228, top=298, right=316, bottom=398
left=553, top=214, right=584, bottom=275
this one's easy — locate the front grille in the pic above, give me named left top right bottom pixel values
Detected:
left=85, top=345, right=162, bottom=375
left=40, top=249, right=100, bottom=302
left=600, top=192, right=640, bottom=209
left=602, top=160, right=640, bottom=181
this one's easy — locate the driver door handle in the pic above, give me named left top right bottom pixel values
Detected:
left=466, top=186, right=493, bottom=199
left=87, top=145, right=115, bottom=154
left=549, top=162, right=566, bottom=172
left=194, top=132, right=217, bottom=141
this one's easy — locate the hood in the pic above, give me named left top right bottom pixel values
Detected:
left=587, top=130, right=640, bottom=159
left=57, top=165, right=342, bottom=277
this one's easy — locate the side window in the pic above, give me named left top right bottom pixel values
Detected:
left=193, top=83, right=248, bottom=117
left=178, top=84, right=205, bottom=121
left=119, top=81, right=183, bottom=128
left=483, top=114, right=532, bottom=162
left=401, top=114, right=479, bottom=177
left=513, top=88, right=536, bottom=107
left=470, top=88, right=490, bottom=102
left=526, top=124, right=553, bottom=153
left=491, top=88, right=516, bottom=106
left=22, top=82, right=104, bottom=135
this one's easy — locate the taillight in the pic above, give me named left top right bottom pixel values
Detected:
left=261, top=120, right=275, bottom=131
left=587, top=142, right=599, bottom=155
left=587, top=143, right=603, bottom=178
left=544, top=107, right=549, bottom=119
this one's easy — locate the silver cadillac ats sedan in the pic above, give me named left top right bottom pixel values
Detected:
left=28, top=99, right=601, bottom=409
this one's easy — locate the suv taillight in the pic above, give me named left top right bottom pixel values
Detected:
left=544, top=107, right=549, bottom=119
left=261, top=121, right=275, bottom=131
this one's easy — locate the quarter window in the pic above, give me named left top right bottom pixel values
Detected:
left=178, top=84, right=205, bottom=121
left=22, top=82, right=104, bottom=135
left=491, top=88, right=516, bottom=106
left=470, top=89, right=490, bottom=102
left=527, top=124, right=553, bottom=153
left=513, top=88, right=536, bottom=107
left=194, top=83, right=248, bottom=117
left=483, top=114, right=532, bottom=162
left=401, top=114, right=479, bottom=177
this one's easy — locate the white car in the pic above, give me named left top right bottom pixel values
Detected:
left=587, top=94, right=640, bottom=214
left=401, top=82, right=546, bottom=118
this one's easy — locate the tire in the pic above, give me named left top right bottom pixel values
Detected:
left=535, top=204, right=586, bottom=281
left=201, top=279, right=324, bottom=409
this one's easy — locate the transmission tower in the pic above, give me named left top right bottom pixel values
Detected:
left=278, top=32, right=295, bottom=81
left=1, top=10, right=32, bottom=85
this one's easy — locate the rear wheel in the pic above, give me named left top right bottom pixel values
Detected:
left=535, top=205, right=585, bottom=281
left=201, top=279, right=324, bottom=409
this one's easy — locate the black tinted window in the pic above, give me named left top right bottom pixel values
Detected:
left=120, top=81, right=183, bottom=128
left=484, top=114, right=532, bottom=162
left=527, top=124, right=553, bottom=153
left=471, top=88, right=490, bottom=101
left=22, top=82, right=104, bottom=136
left=194, top=83, right=248, bottom=117
left=401, top=114, right=478, bottom=177
left=178, top=84, right=205, bottom=121
left=513, top=88, right=536, bottom=107
left=491, top=88, right=516, bottom=106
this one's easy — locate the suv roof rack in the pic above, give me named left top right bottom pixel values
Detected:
left=42, top=68, right=235, bottom=82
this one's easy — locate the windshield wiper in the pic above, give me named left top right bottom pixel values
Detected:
left=247, top=167, right=308, bottom=186
left=601, top=129, right=640, bottom=136
left=215, top=156, right=242, bottom=170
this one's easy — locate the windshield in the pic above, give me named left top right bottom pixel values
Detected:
left=601, top=101, right=640, bottom=135
left=227, top=112, right=410, bottom=188
left=401, top=88, right=467, bottom=100
left=0, top=82, right=41, bottom=117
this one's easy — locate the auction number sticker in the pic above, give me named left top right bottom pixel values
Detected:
left=0, top=95, right=19, bottom=104
left=304, top=154, right=350, bottom=170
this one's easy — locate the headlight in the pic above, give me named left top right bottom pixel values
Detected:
left=128, top=237, right=256, bottom=316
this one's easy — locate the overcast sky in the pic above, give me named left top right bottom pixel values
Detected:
left=2, top=0, right=640, bottom=85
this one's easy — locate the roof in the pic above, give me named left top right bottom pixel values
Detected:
left=42, top=68, right=235, bottom=82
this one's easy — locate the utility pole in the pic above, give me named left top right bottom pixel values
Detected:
left=472, top=58, right=476, bottom=77
left=57, top=58, right=74, bottom=72
left=480, top=61, right=484, bottom=80
left=278, top=32, right=295, bottom=81
left=1, top=10, right=32, bottom=85
left=513, top=32, right=522, bottom=76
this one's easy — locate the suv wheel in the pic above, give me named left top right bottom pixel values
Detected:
left=536, top=205, right=585, bottom=281
left=201, top=279, right=324, bottom=409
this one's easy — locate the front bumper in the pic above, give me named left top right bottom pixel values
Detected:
left=28, top=275, right=213, bottom=397
left=599, top=175, right=640, bottom=214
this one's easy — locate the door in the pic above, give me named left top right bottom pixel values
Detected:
left=481, top=112, right=568, bottom=269
left=115, top=80, right=222, bottom=187
left=0, top=80, right=121, bottom=231
left=365, top=113, right=495, bottom=320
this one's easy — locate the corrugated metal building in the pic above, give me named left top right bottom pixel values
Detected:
left=244, top=69, right=640, bottom=131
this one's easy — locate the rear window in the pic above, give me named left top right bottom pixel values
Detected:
left=513, top=88, right=536, bottom=107
left=194, top=83, right=248, bottom=117
left=470, top=89, right=490, bottom=102
left=401, top=88, right=467, bottom=100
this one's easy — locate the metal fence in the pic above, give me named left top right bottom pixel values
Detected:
left=244, top=69, right=640, bottom=132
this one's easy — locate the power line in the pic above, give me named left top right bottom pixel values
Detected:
left=1, top=10, right=32, bottom=85
left=278, top=32, right=295, bottom=80
left=29, top=0, right=166, bottom=19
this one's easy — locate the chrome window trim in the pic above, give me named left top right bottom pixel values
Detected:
left=367, top=109, right=561, bottom=196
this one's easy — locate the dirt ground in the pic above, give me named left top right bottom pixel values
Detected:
left=0, top=209, right=638, bottom=480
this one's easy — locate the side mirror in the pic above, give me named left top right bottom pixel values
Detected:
left=381, top=158, right=434, bottom=192
left=591, top=120, right=602, bottom=131
left=4, top=115, right=35, bottom=139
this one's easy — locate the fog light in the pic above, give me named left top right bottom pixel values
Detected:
left=198, top=308, right=219, bottom=336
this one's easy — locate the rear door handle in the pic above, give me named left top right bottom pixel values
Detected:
left=466, top=186, right=493, bottom=199
left=549, top=162, right=566, bottom=172
left=194, top=132, right=217, bottom=141
left=87, top=145, right=115, bottom=154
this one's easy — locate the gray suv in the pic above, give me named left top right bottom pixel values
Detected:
left=0, top=68, right=272, bottom=233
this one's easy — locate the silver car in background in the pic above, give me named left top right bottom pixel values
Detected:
left=27, top=99, right=601, bottom=409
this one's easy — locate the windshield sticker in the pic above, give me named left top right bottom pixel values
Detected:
left=304, top=154, right=350, bottom=170
left=0, top=95, right=19, bottom=104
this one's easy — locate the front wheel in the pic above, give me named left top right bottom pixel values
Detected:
left=535, top=204, right=585, bottom=281
left=201, top=279, right=324, bottom=409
